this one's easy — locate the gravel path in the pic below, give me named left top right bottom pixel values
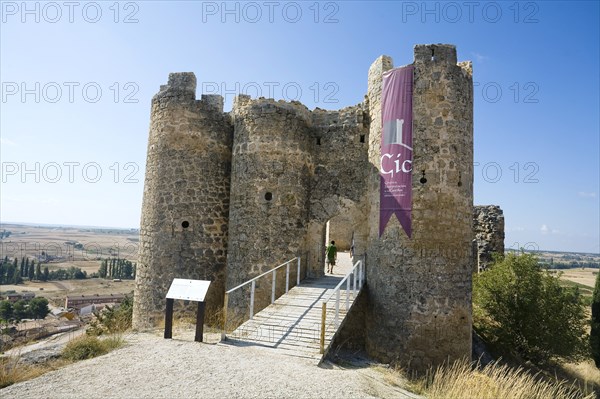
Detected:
left=1, top=331, right=421, bottom=399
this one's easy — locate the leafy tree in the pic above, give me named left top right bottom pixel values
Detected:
left=99, top=258, right=135, bottom=280
left=28, top=261, right=35, bottom=281
left=28, top=297, right=50, bottom=320
left=47, top=267, right=86, bottom=281
left=98, top=259, right=108, bottom=278
left=591, top=271, right=600, bottom=367
left=0, top=300, right=14, bottom=324
left=474, top=252, right=588, bottom=364
left=11, top=267, right=23, bottom=284
left=73, top=268, right=86, bottom=279
left=35, top=263, right=42, bottom=280
left=5, top=263, right=15, bottom=285
left=122, top=261, right=133, bottom=279
left=12, top=300, right=28, bottom=322
left=43, top=267, right=49, bottom=281
left=20, top=257, right=25, bottom=277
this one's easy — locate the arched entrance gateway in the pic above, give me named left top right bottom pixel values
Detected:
left=305, top=197, right=368, bottom=278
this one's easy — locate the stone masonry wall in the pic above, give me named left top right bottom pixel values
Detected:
left=328, top=213, right=354, bottom=251
left=305, top=106, right=370, bottom=276
left=365, top=45, right=474, bottom=371
left=474, top=205, right=505, bottom=270
left=225, top=97, right=313, bottom=314
left=132, top=73, right=232, bottom=329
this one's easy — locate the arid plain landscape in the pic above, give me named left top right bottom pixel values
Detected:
left=1, top=223, right=597, bottom=306
left=0, top=223, right=138, bottom=305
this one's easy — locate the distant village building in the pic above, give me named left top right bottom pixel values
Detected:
left=5, top=292, right=35, bottom=302
left=65, top=293, right=126, bottom=310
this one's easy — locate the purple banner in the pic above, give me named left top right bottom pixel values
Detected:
left=379, top=66, right=414, bottom=238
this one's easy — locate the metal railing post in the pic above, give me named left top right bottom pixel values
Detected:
left=285, top=262, right=290, bottom=293
left=221, top=292, right=229, bottom=340
left=271, top=270, right=276, bottom=304
left=345, top=276, right=350, bottom=311
left=297, top=256, right=301, bottom=286
left=320, top=302, right=326, bottom=353
left=362, top=260, right=365, bottom=285
left=250, top=280, right=255, bottom=319
left=359, top=261, right=363, bottom=288
left=335, top=290, right=340, bottom=328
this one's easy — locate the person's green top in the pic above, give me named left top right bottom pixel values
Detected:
left=326, top=244, right=337, bottom=261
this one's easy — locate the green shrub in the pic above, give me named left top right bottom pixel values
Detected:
left=61, top=336, right=107, bottom=361
left=474, top=252, right=589, bottom=364
left=591, top=271, right=600, bottom=367
left=86, top=295, right=133, bottom=336
left=101, top=335, right=125, bottom=351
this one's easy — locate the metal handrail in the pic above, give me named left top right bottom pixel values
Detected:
left=320, top=259, right=365, bottom=354
left=221, top=256, right=301, bottom=340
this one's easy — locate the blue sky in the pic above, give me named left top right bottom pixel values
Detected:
left=1, top=1, right=599, bottom=253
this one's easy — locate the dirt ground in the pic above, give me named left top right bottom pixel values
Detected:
left=0, top=330, right=422, bottom=399
left=558, top=268, right=598, bottom=288
left=0, top=223, right=139, bottom=262
left=0, top=224, right=138, bottom=306
left=0, top=279, right=135, bottom=307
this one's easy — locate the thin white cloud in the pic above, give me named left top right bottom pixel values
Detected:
left=578, top=191, right=597, bottom=198
left=0, top=138, right=17, bottom=146
left=471, top=52, right=489, bottom=63
left=540, top=224, right=560, bottom=235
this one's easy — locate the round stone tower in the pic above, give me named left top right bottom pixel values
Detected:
left=365, top=45, right=474, bottom=370
left=132, top=73, right=233, bottom=329
left=225, top=96, right=313, bottom=313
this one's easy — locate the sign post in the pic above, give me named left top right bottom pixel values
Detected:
left=164, top=298, right=175, bottom=339
left=195, top=302, right=205, bottom=342
left=164, top=279, right=211, bottom=342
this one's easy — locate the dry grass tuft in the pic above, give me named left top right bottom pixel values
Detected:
left=62, top=334, right=125, bottom=361
left=411, top=359, right=594, bottom=399
left=100, top=334, right=126, bottom=351
left=1, top=334, right=126, bottom=388
left=0, top=354, right=71, bottom=389
left=560, top=360, right=600, bottom=393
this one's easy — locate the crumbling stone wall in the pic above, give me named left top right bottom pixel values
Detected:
left=132, top=73, right=233, bottom=330
left=365, top=45, right=474, bottom=371
left=474, top=205, right=505, bottom=270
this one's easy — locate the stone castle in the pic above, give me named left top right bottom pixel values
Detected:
left=132, top=44, right=504, bottom=370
